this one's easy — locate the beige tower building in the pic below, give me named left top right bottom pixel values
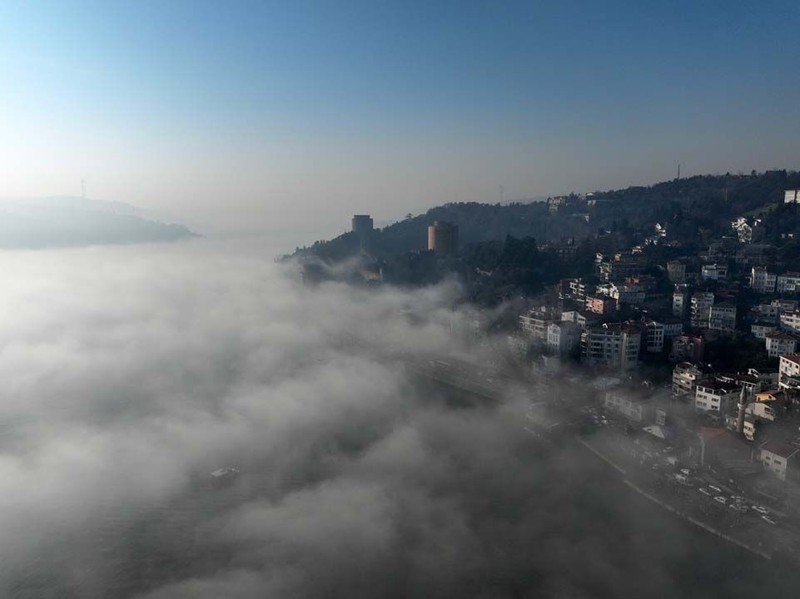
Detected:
left=427, top=221, right=459, bottom=254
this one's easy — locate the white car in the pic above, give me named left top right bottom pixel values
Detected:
left=708, top=485, right=723, bottom=493
left=714, top=496, right=727, bottom=505
left=698, top=488, right=712, bottom=496
left=762, top=515, right=777, bottom=525
left=752, top=506, right=770, bottom=515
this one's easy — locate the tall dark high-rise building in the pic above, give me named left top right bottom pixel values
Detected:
left=352, top=214, right=373, bottom=236
left=427, top=221, right=458, bottom=254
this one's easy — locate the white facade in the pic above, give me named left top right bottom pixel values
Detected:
left=672, top=362, right=703, bottom=398
left=759, top=443, right=799, bottom=481
left=750, top=267, right=777, bottom=293
left=765, top=332, right=798, bottom=358
left=777, top=272, right=800, bottom=293
left=690, top=292, right=715, bottom=328
left=520, top=313, right=551, bottom=343
left=582, top=324, right=641, bottom=371
left=708, top=303, right=736, bottom=333
left=603, top=391, right=652, bottom=422
left=779, top=355, right=800, bottom=389
left=701, top=264, right=727, bottom=281
left=695, top=383, right=739, bottom=413
left=673, top=291, right=688, bottom=317
left=779, top=310, right=800, bottom=334
left=546, top=322, right=581, bottom=355
left=785, top=190, right=800, bottom=204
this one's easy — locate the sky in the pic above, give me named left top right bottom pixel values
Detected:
left=1, top=0, right=799, bottom=241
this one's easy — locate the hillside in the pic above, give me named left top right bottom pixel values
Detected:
left=0, top=197, right=197, bottom=249
left=297, top=169, right=800, bottom=262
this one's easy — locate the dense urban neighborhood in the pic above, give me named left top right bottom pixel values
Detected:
left=295, top=172, right=800, bottom=562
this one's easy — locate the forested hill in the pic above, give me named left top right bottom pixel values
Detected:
left=297, top=170, right=800, bottom=261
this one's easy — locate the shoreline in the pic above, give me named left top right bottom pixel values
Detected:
left=577, top=436, right=773, bottom=561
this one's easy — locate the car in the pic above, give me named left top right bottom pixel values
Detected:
left=762, top=515, right=777, bottom=525
left=714, top=496, right=727, bottom=505
left=680, top=469, right=691, bottom=476
left=752, top=505, right=770, bottom=515
left=698, top=487, right=712, bottom=496
left=708, top=485, right=722, bottom=493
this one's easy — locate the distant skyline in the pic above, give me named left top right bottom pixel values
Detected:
left=2, top=1, right=799, bottom=241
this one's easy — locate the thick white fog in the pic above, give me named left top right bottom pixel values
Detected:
left=0, top=239, right=792, bottom=598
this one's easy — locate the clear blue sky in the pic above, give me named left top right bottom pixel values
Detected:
left=2, top=0, right=799, bottom=239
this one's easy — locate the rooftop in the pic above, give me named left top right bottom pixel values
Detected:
left=759, top=441, right=800, bottom=459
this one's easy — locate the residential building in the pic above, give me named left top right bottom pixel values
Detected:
left=582, top=323, right=642, bottom=371
left=567, top=279, right=589, bottom=302
left=759, top=441, right=800, bottom=481
left=701, top=263, right=728, bottom=281
left=778, top=355, right=800, bottom=390
left=561, top=309, right=599, bottom=329
left=546, top=322, right=581, bottom=355
left=779, top=310, right=800, bottom=334
left=519, top=311, right=551, bottom=343
left=603, top=386, right=656, bottom=423
left=765, top=331, right=798, bottom=358
left=708, top=302, right=737, bottom=333
left=785, top=189, right=800, bottom=204
left=666, top=260, right=686, bottom=284
left=777, top=272, right=800, bottom=293
left=690, top=292, right=715, bottom=328
left=669, top=335, right=705, bottom=363
left=751, top=322, right=777, bottom=339
left=609, top=283, right=645, bottom=306
left=673, top=289, right=689, bottom=317
left=672, top=362, right=704, bottom=399
left=695, top=381, right=740, bottom=413
left=644, top=320, right=665, bottom=353
left=750, top=266, right=777, bottom=293
left=584, top=295, right=617, bottom=315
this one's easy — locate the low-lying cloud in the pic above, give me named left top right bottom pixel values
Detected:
left=0, top=239, right=794, bottom=598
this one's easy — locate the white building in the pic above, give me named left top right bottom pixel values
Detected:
left=582, top=323, right=642, bottom=371
left=695, top=382, right=740, bottom=413
left=609, top=284, right=645, bottom=306
left=750, top=266, right=777, bottom=293
left=519, top=312, right=551, bottom=343
left=765, top=331, right=798, bottom=358
left=784, top=189, right=800, bottom=204
left=672, top=362, right=704, bottom=398
left=778, top=354, right=800, bottom=389
left=759, top=441, right=799, bottom=481
left=776, top=272, right=800, bottom=293
left=708, top=303, right=736, bottom=333
left=690, top=292, right=715, bottom=328
left=779, top=310, right=800, bottom=334
left=603, top=388, right=655, bottom=422
left=546, top=322, right=581, bottom=355
left=701, top=264, right=728, bottom=281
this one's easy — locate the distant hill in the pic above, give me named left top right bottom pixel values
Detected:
left=0, top=197, right=197, bottom=249
left=297, top=170, right=800, bottom=261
